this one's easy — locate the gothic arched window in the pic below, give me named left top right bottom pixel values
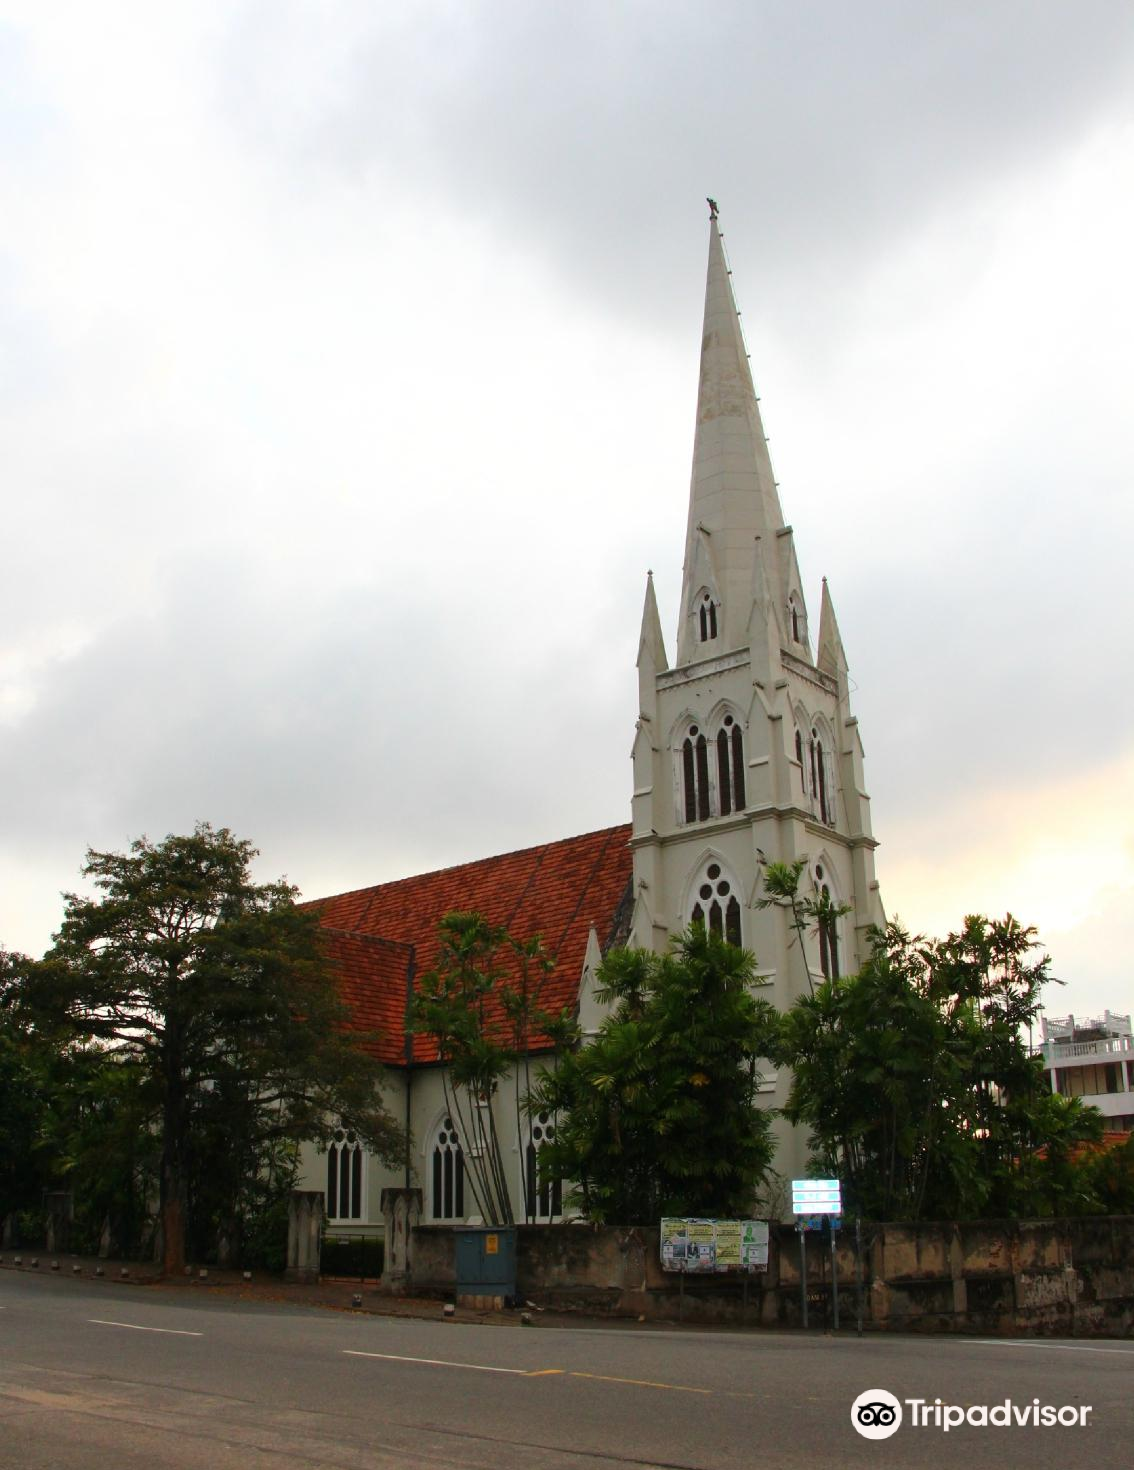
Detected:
left=789, top=596, right=801, bottom=643
left=698, top=593, right=718, bottom=643
left=525, top=1110, right=563, bottom=1222
left=809, top=725, right=836, bottom=825
left=794, top=727, right=806, bottom=795
left=690, top=861, right=743, bottom=946
left=815, top=733, right=828, bottom=822
left=430, top=1117, right=465, bottom=1221
left=682, top=726, right=711, bottom=822
left=815, top=864, right=841, bottom=981
left=326, top=1126, right=364, bottom=1222
left=717, top=714, right=746, bottom=815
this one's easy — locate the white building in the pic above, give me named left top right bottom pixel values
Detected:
left=1039, top=1012, right=1134, bottom=1130
left=299, top=205, right=886, bottom=1233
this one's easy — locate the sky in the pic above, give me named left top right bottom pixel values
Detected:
left=2, top=1, right=1132, bottom=1022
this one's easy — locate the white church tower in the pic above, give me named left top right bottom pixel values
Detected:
left=629, top=205, right=885, bottom=1177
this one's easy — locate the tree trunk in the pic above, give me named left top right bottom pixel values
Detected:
left=161, top=1188, right=185, bottom=1275
left=161, top=1029, right=188, bottom=1274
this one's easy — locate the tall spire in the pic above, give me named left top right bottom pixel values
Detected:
left=676, top=207, right=789, bottom=665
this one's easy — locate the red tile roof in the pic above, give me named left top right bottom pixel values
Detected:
left=1035, top=1129, right=1132, bottom=1164
left=319, top=929, right=415, bottom=1066
left=310, top=825, right=633, bottom=1065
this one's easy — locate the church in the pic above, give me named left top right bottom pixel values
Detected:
left=297, top=206, right=886, bottom=1231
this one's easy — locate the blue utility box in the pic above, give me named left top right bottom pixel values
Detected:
left=454, top=1224, right=517, bottom=1304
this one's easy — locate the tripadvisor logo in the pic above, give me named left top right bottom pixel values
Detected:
left=851, top=1388, right=1093, bottom=1438
left=851, top=1390, right=902, bottom=1440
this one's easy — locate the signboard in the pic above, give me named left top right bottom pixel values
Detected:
left=660, top=1218, right=769, bottom=1273
left=791, top=1178, right=842, bottom=1216
left=797, top=1214, right=842, bottom=1233
left=484, top=1233, right=499, bottom=1255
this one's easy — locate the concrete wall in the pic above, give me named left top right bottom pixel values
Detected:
left=401, top=1217, right=1134, bottom=1337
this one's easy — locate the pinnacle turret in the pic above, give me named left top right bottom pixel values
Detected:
left=817, top=577, right=848, bottom=682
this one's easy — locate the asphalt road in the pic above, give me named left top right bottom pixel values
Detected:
left=1, top=1270, right=1131, bottom=1470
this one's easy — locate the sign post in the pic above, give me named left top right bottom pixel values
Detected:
left=791, top=1180, right=842, bottom=1331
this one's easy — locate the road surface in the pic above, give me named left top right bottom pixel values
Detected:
left=1, top=1269, right=1131, bottom=1468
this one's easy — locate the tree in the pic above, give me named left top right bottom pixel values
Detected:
left=412, top=912, right=557, bottom=1226
left=531, top=926, right=779, bottom=1224
left=14, top=824, right=403, bottom=1271
left=756, top=858, right=850, bottom=994
left=0, top=949, right=58, bottom=1236
left=774, top=915, right=1101, bottom=1221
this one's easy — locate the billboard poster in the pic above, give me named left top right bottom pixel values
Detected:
left=660, top=1218, right=770, bottom=1273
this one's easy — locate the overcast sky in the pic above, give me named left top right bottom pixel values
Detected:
left=3, top=1, right=1132, bottom=1021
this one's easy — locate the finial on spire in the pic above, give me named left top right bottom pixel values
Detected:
left=706, top=197, right=719, bottom=219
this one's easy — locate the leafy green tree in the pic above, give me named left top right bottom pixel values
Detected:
left=775, top=915, right=1101, bottom=1220
left=756, top=858, right=851, bottom=993
left=531, top=926, right=779, bottom=1223
left=0, top=949, right=57, bottom=1234
left=14, top=824, right=403, bottom=1271
left=1080, top=1131, right=1134, bottom=1214
left=412, top=912, right=557, bottom=1225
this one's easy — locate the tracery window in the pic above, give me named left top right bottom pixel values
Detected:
left=682, top=726, right=711, bottom=822
left=690, top=861, right=742, bottom=946
left=716, top=714, right=746, bottom=815
left=815, top=863, right=841, bottom=981
left=698, top=593, right=719, bottom=643
left=430, top=1116, right=465, bottom=1221
left=680, top=713, right=746, bottom=824
left=524, top=1110, right=563, bottom=1222
left=809, top=726, right=835, bottom=825
left=326, top=1126, right=364, bottom=1222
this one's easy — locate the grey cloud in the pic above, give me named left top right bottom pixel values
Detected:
left=217, top=1, right=1134, bottom=322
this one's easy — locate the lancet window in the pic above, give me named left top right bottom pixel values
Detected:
left=430, top=1116, right=465, bottom=1221
left=682, top=726, right=711, bottom=822
left=716, top=714, right=746, bottom=815
left=524, top=1110, right=563, bottom=1222
left=326, top=1126, right=364, bottom=1222
left=690, top=860, right=743, bottom=946
left=815, top=863, right=841, bottom=981
left=808, top=725, right=836, bottom=826
left=698, top=592, right=719, bottom=643
left=679, top=712, right=746, bottom=825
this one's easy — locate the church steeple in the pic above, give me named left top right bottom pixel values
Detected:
left=676, top=207, right=789, bottom=665
left=629, top=206, right=885, bottom=1183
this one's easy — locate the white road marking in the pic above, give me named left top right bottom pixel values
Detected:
left=968, top=1339, right=1134, bottom=1356
left=88, top=1318, right=203, bottom=1337
left=343, top=1350, right=533, bottom=1374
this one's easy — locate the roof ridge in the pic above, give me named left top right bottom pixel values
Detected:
left=304, top=822, right=631, bottom=906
